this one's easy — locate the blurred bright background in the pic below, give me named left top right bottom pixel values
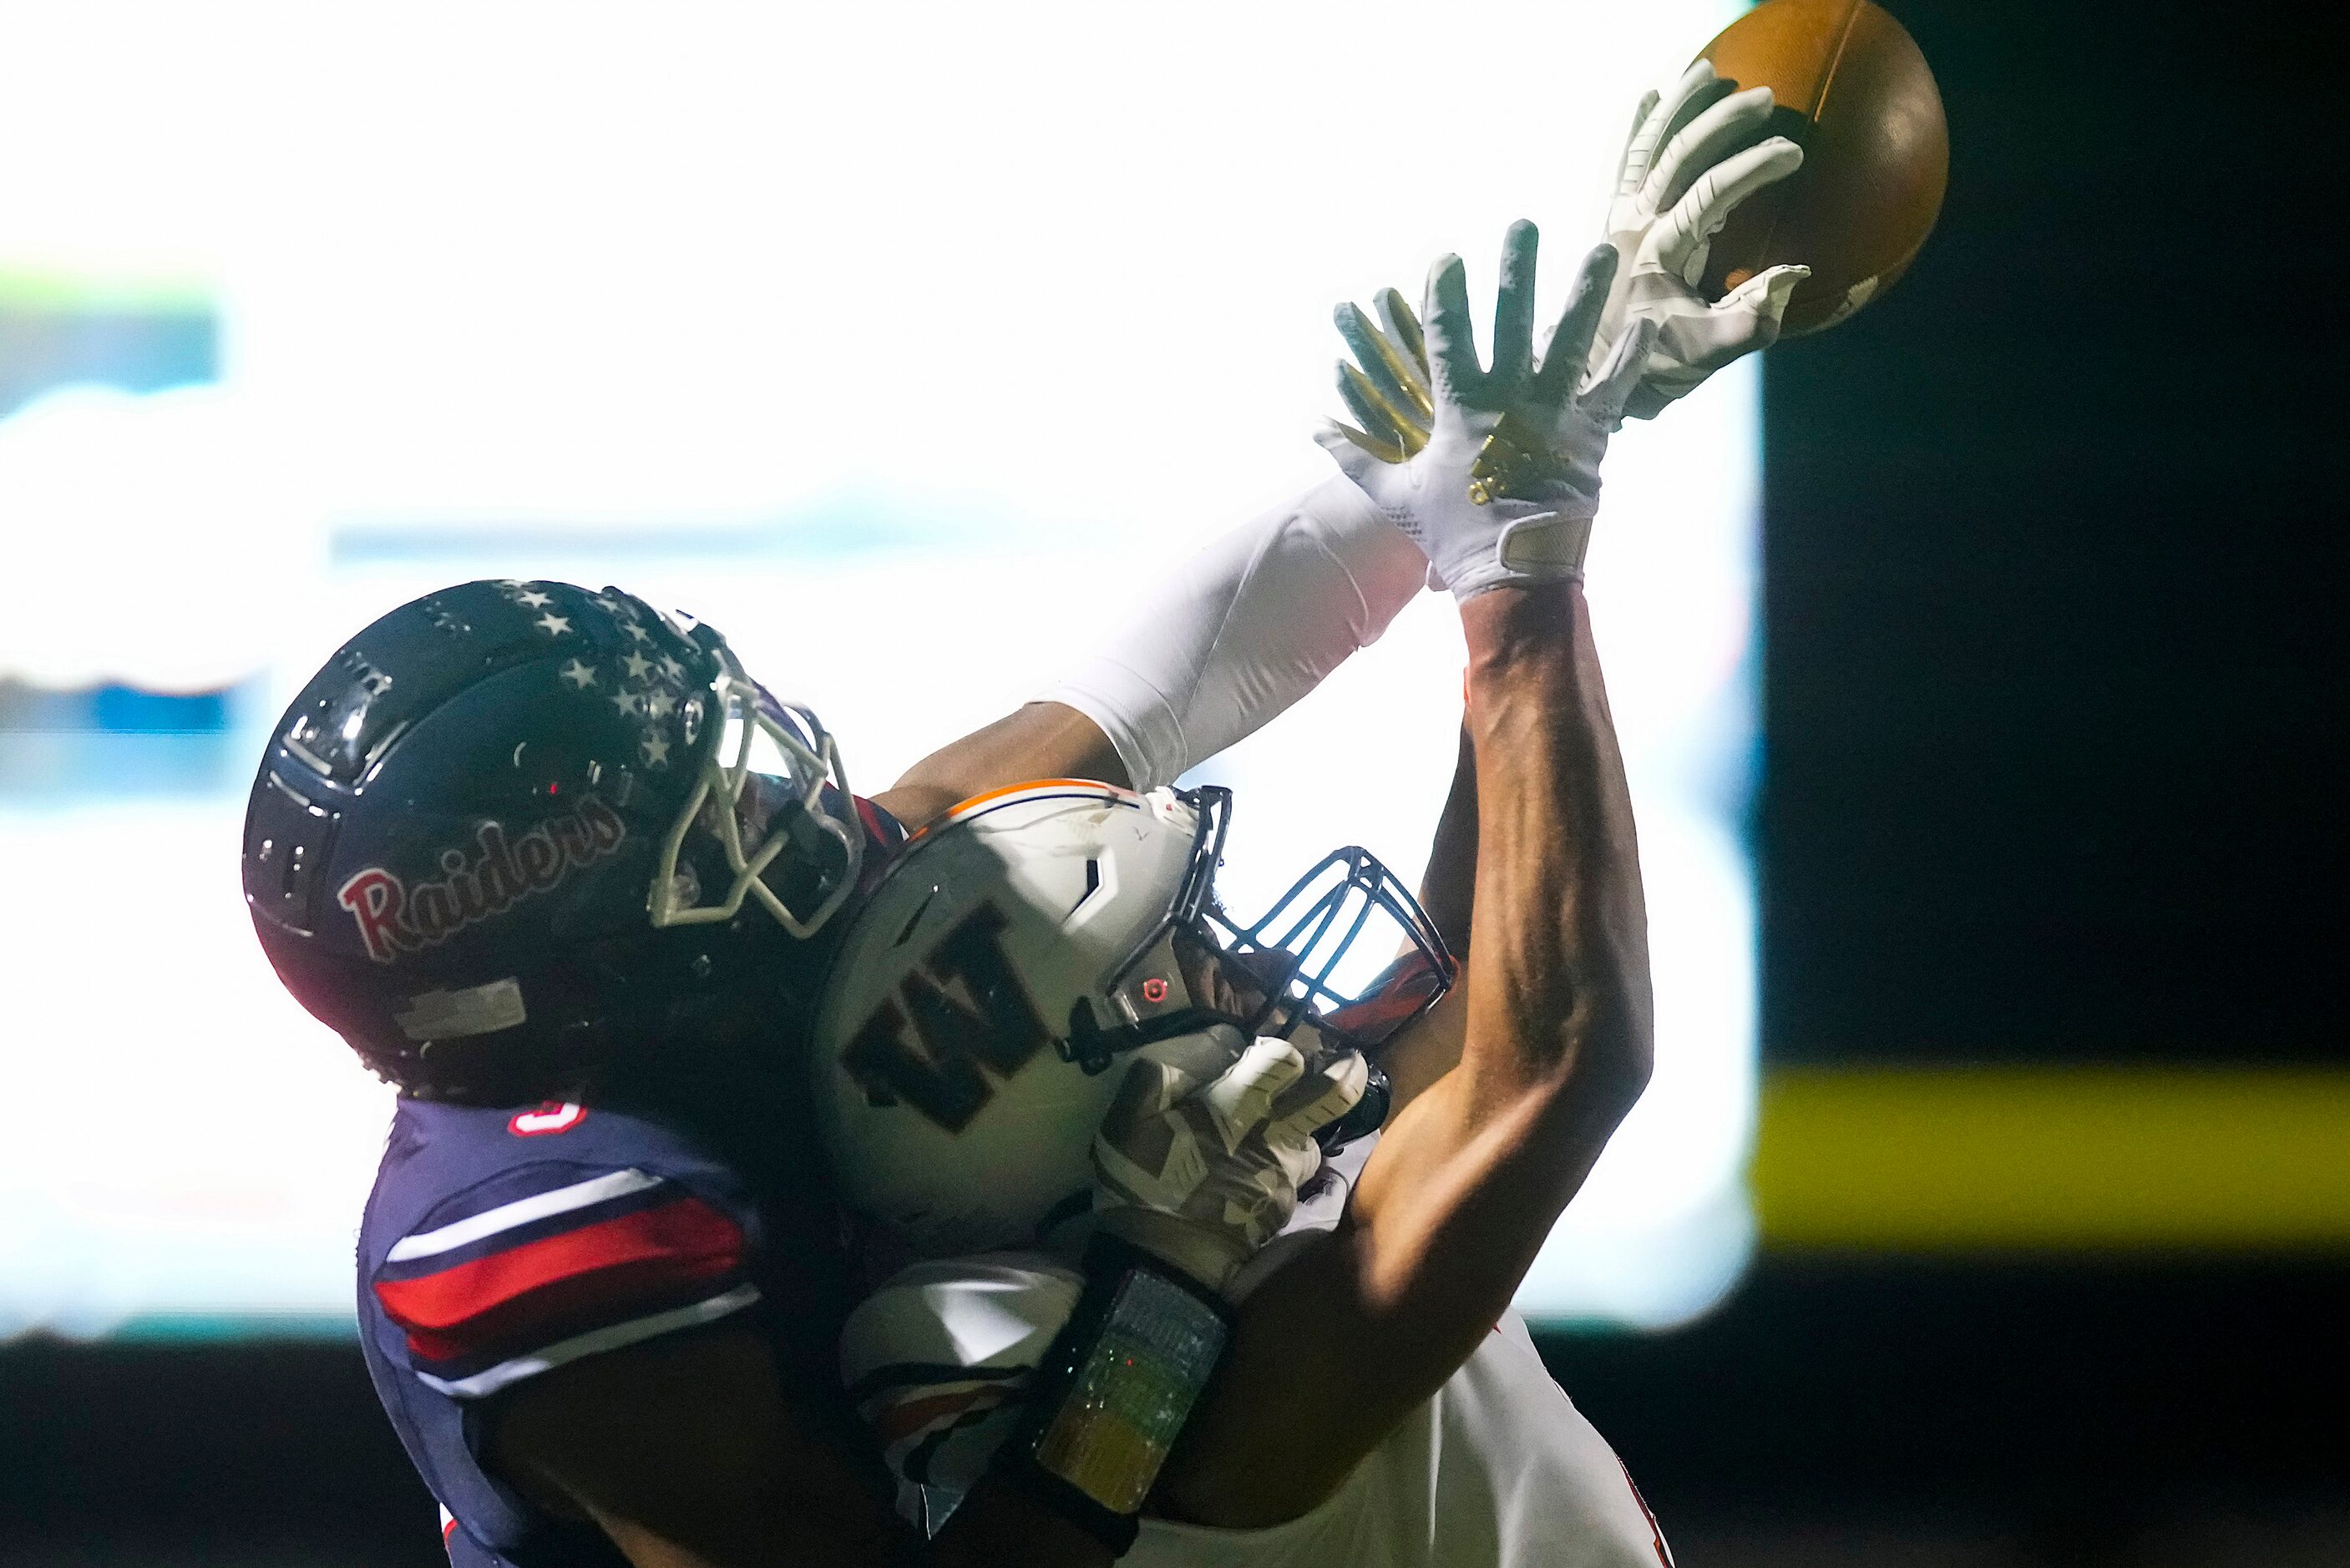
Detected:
left=7, top=3, right=2347, bottom=1566
left=0, top=0, right=1760, bottom=1340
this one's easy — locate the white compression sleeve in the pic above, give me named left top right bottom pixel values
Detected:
left=1041, top=476, right=1428, bottom=792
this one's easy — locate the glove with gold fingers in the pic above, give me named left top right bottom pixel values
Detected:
left=1318, top=223, right=1654, bottom=599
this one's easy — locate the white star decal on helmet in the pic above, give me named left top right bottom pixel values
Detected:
left=622, top=621, right=651, bottom=644
left=560, top=659, right=596, bottom=689
left=622, top=651, right=653, bottom=680
left=534, top=613, right=572, bottom=636
left=657, top=654, right=686, bottom=682
left=646, top=690, right=676, bottom=718
left=610, top=690, right=640, bottom=715
left=517, top=589, right=553, bottom=609
left=641, top=732, right=671, bottom=766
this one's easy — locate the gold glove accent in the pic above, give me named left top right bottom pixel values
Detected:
left=1326, top=288, right=1438, bottom=469
left=1467, top=409, right=1567, bottom=505
left=1329, top=420, right=1410, bottom=466
left=1371, top=288, right=1433, bottom=419
left=1339, top=362, right=1429, bottom=459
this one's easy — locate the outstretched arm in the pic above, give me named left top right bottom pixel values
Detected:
left=1159, top=583, right=1649, bottom=1525
left=1416, top=722, right=1479, bottom=959
left=1369, top=723, right=1476, bottom=1117
left=1153, top=225, right=1659, bottom=1527
left=878, top=698, right=1132, bottom=827
left=875, top=478, right=1428, bottom=827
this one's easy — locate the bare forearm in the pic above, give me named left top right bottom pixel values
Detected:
left=877, top=701, right=1131, bottom=831
left=1416, top=723, right=1479, bottom=958
left=1343, top=584, right=1649, bottom=1351
left=1373, top=727, right=1478, bottom=1115
left=1456, top=583, right=1650, bottom=1112
left=1157, top=584, right=1652, bottom=1526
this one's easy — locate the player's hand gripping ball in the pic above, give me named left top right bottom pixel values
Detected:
left=1592, top=62, right=1809, bottom=420
left=1693, top=0, right=1949, bottom=336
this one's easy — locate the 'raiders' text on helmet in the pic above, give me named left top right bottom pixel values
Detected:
left=243, top=579, right=869, bottom=1101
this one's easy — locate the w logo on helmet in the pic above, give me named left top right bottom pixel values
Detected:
left=838, top=904, right=1051, bottom=1132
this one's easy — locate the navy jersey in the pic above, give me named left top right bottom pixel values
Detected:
left=359, top=794, right=909, bottom=1567
left=361, top=1096, right=838, bottom=1566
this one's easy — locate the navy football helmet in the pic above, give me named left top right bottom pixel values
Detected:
left=243, top=579, right=870, bottom=1100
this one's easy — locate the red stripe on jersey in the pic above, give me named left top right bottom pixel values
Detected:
left=375, top=1196, right=745, bottom=1363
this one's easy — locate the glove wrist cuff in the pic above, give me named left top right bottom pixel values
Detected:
left=1091, top=1206, right=1246, bottom=1295
left=1444, top=509, right=1593, bottom=601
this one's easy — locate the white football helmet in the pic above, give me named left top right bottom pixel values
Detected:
left=808, top=781, right=1451, bottom=1257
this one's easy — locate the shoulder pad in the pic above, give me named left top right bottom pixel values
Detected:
left=838, top=1253, right=1080, bottom=1530
left=839, top=1252, right=1081, bottom=1393
left=366, top=1102, right=761, bottom=1399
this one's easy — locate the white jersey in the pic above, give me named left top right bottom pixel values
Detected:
left=839, top=1136, right=1674, bottom=1567
left=1129, top=1309, right=1668, bottom=1568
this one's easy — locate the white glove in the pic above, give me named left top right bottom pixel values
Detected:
left=1090, top=1026, right=1368, bottom=1293
left=1594, top=59, right=1809, bottom=420
left=1318, top=223, right=1654, bottom=599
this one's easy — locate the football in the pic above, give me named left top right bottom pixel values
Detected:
left=1695, top=0, right=1949, bottom=336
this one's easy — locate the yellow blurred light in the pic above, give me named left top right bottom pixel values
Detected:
left=1754, top=1067, right=2350, bottom=1250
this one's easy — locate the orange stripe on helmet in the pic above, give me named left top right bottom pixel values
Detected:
left=900, top=778, right=1137, bottom=846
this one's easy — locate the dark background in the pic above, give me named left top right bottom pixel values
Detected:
left=5, top=1, right=2343, bottom=1563
left=1759, top=0, right=2345, bottom=1067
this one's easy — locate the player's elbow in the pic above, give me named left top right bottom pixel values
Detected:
left=1588, top=1029, right=1652, bottom=1124
left=1474, top=924, right=1654, bottom=1115
left=1559, top=979, right=1653, bottom=1120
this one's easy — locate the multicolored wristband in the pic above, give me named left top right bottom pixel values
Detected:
left=989, top=1234, right=1233, bottom=1555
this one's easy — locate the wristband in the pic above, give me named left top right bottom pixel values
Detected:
left=987, top=1234, right=1233, bottom=1554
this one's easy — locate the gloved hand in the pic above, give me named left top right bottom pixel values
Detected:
left=1595, top=59, right=1809, bottom=420
left=1318, top=223, right=1654, bottom=599
left=1090, top=1025, right=1367, bottom=1293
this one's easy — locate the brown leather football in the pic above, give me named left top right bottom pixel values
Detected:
left=1696, top=0, right=1949, bottom=336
